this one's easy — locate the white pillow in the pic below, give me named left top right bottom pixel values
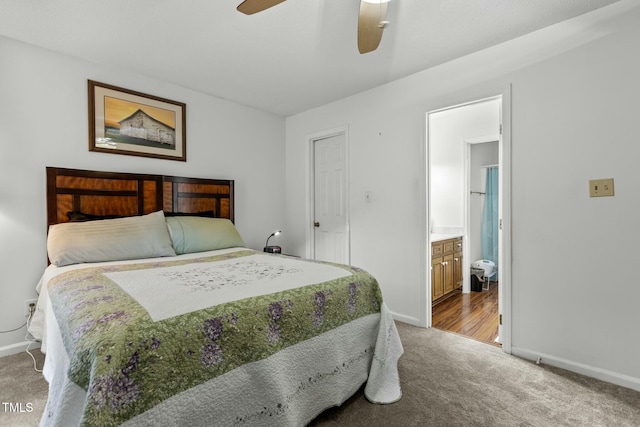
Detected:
left=47, top=211, right=176, bottom=266
left=166, top=217, right=245, bottom=255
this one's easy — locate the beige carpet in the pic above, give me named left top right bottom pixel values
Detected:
left=0, top=346, right=47, bottom=427
left=2, top=322, right=640, bottom=426
left=312, top=323, right=640, bottom=426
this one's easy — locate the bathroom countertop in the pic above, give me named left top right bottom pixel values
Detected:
left=431, top=233, right=463, bottom=242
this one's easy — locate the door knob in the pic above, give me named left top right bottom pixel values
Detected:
left=314, top=221, right=320, bottom=228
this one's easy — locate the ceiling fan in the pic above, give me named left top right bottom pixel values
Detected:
left=236, top=0, right=391, bottom=54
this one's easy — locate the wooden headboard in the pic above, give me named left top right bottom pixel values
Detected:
left=46, top=167, right=234, bottom=227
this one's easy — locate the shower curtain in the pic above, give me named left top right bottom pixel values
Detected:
left=481, top=166, right=499, bottom=281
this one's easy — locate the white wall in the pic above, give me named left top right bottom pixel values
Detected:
left=0, top=37, right=286, bottom=354
left=429, top=99, right=500, bottom=233
left=285, top=1, right=640, bottom=389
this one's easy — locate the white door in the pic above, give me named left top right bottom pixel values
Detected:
left=313, top=134, right=348, bottom=264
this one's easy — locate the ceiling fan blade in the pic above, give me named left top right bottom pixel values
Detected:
left=237, top=0, right=287, bottom=15
left=357, top=1, right=389, bottom=54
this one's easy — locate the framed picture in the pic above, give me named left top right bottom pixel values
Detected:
left=88, top=80, right=186, bottom=161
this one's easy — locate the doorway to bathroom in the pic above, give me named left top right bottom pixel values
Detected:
left=433, top=138, right=500, bottom=346
left=426, top=91, right=511, bottom=351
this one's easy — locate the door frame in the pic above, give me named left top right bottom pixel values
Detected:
left=425, top=86, right=512, bottom=353
left=305, top=125, right=351, bottom=263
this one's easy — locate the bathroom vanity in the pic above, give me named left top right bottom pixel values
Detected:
left=431, top=235, right=463, bottom=305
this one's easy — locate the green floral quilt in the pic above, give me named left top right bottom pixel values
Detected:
left=47, top=250, right=385, bottom=426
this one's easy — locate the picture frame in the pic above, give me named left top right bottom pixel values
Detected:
left=88, top=80, right=186, bottom=161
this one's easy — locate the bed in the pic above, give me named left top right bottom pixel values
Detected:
left=29, top=167, right=403, bottom=427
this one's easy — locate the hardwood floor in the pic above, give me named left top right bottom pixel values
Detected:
left=432, top=281, right=500, bottom=347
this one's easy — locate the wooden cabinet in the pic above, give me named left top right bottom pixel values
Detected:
left=453, top=255, right=462, bottom=291
left=453, top=239, right=463, bottom=290
left=431, top=255, right=444, bottom=300
left=432, top=237, right=463, bottom=305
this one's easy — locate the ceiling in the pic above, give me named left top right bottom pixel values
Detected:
left=0, top=0, right=620, bottom=116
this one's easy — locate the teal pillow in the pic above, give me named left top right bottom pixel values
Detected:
left=166, top=217, right=245, bottom=255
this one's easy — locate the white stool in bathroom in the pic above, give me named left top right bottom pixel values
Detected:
left=472, top=260, right=496, bottom=291
left=482, top=268, right=496, bottom=291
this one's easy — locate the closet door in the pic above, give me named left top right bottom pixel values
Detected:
left=313, top=134, right=348, bottom=264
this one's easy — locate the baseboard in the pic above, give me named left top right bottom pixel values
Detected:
left=512, top=346, right=640, bottom=393
left=389, top=310, right=421, bottom=326
left=0, top=340, right=41, bottom=358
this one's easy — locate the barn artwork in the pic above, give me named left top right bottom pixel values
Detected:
left=89, top=80, right=186, bottom=161
left=110, top=101, right=176, bottom=147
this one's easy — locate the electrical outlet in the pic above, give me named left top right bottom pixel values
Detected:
left=24, top=299, right=37, bottom=318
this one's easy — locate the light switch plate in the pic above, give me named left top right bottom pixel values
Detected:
left=589, top=178, right=614, bottom=197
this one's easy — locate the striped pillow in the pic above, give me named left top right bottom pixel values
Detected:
left=47, top=211, right=176, bottom=266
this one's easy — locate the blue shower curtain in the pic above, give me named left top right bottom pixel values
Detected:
left=481, top=167, right=499, bottom=281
